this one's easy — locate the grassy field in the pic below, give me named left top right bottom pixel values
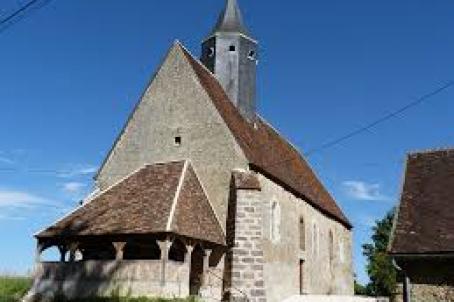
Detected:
left=0, top=276, right=200, bottom=302
left=0, top=276, right=32, bottom=302
left=0, top=276, right=197, bottom=302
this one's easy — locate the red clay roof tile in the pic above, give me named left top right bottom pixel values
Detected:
left=181, top=46, right=351, bottom=228
left=37, top=161, right=225, bottom=246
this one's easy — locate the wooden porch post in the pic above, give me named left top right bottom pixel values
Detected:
left=185, top=244, right=194, bottom=264
left=158, top=239, right=171, bottom=286
left=203, top=249, right=212, bottom=286
left=68, top=242, right=79, bottom=262
left=57, top=245, right=67, bottom=262
left=113, top=242, right=127, bottom=260
left=35, top=241, right=46, bottom=263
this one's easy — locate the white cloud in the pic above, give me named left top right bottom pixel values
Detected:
left=0, top=156, right=14, bottom=165
left=0, top=151, right=14, bottom=165
left=0, top=214, right=26, bottom=221
left=57, top=165, right=98, bottom=178
left=358, top=215, right=378, bottom=228
left=0, top=189, right=56, bottom=209
left=62, top=182, right=86, bottom=194
left=342, top=181, right=390, bottom=201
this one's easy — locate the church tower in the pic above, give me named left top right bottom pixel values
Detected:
left=201, top=0, right=258, bottom=122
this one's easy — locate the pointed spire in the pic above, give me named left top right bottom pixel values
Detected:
left=211, top=0, right=250, bottom=36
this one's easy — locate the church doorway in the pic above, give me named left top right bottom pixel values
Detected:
left=189, top=245, right=205, bottom=296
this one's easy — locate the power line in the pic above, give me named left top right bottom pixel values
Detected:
left=0, top=81, right=452, bottom=176
left=261, top=80, right=454, bottom=170
left=305, top=80, right=454, bottom=156
left=0, top=0, right=53, bottom=33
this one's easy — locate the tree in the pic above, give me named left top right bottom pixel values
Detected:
left=354, top=279, right=368, bottom=296
left=362, top=209, right=397, bottom=297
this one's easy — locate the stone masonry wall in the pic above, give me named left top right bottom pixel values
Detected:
left=28, top=260, right=190, bottom=301
left=95, top=43, right=249, bottom=228
left=394, top=282, right=454, bottom=302
left=225, top=187, right=266, bottom=302
left=257, top=174, right=354, bottom=302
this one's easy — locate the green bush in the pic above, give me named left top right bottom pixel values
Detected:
left=0, top=276, right=32, bottom=302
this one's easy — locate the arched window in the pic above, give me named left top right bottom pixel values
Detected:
left=339, top=238, right=345, bottom=264
left=270, top=201, right=281, bottom=243
left=329, top=230, right=335, bottom=270
left=299, top=217, right=306, bottom=250
left=312, top=222, right=319, bottom=257
left=169, top=239, right=187, bottom=262
left=40, top=246, right=61, bottom=262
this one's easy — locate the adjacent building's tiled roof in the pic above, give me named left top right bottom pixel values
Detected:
left=390, top=149, right=454, bottom=255
left=181, top=45, right=351, bottom=229
left=36, top=161, right=225, bottom=246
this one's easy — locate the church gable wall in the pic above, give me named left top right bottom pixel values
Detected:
left=96, top=44, right=248, bottom=227
left=257, top=174, right=354, bottom=302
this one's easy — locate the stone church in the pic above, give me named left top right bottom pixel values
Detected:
left=29, top=1, right=354, bottom=301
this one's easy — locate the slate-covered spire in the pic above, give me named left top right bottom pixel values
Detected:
left=201, top=0, right=258, bottom=122
left=211, top=0, right=250, bottom=37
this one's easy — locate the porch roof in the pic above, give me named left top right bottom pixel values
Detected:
left=36, top=161, right=225, bottom=246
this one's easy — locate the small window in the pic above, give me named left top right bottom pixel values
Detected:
left=248, top=50, right=256, bottom=60
left=229, top=45, right=236, bottom=52
left=207, top=47, right=215, bottom=58
left=174, top=136, right=182, bottom=146
left=329, top=230, right=334, bottom=270
left=339, top=238, right=345, bottom=264
left=270, top=201, right=281, bottom=243
left=299, top=217, right=305, bottom=251
left=312, top=223, right=319, bottom=257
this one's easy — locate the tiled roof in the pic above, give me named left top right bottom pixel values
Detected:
left=390, top=149, right=454, bottom=255
left=181, top=45, right=351, bottom=229
left=36, top=161, right=225, bottom=246
left=232, top=171, right=261, bottom=191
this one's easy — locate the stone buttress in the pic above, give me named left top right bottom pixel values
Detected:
left=224, top=171, right=266, bottom=302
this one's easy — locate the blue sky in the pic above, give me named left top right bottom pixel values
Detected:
left=0, top=0, right=453, bottom=284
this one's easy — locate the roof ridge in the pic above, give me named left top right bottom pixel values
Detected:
left=179, top=44, right=351, bottom=229
left=178, top=42, right=219, bottom=80
left=407, top=147, right=454, bottom=157
left=189, top=163, right=226, bottom=238
left=388, top=155, right=410, bottom=253
left=166, top=160, right=189, bottom=231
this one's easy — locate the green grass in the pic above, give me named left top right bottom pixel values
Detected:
left=0, top=276, right=32, bottom=302
left=0, top=276, right=197, bottom=302
left=54, top=297, right=198, bottom=302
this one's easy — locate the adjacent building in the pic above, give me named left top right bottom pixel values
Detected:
left=389, top=149, right=454, bottom=302
left=28, top=1, right=354, bottom=301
